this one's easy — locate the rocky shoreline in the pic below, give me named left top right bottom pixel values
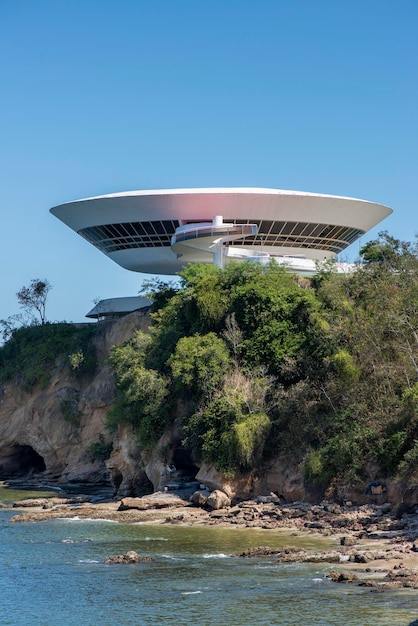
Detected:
left=4, top=487, right=418, bottom=590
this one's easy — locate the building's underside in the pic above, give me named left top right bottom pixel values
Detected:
left=50, top=188, right=392, bottom=275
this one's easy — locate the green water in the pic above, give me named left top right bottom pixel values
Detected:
left=0, top=484, right=60, bottom=503
left=0, top=490, right=417, bottom=625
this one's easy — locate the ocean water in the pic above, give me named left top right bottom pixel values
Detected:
left=0, top=492, right=417, bottom=625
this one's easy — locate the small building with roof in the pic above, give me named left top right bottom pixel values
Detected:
left=85, top=296, right=152, bottom=321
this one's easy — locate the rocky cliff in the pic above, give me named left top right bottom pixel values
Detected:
left=0, top=313, right=310, bottom=501
left=0, top=313, right=147, bottom=492
left=1, top=313, right=412, bottom=505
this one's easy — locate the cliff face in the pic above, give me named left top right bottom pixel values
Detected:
left=1, top=314, right=409, bottom=505
left=0, top=312, right=309, bottom=501
left=0, top=313, right=150, bottom=492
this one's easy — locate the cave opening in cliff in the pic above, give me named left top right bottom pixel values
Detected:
left=171, top=446, right=199, bottom=480
left=3, top=445, right=47, bottom=476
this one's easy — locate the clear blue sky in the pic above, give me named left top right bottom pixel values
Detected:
left=1, top=0, right=417, bottom=323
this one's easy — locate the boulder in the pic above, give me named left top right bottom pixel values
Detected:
left=190, top=490, right=209, bottom=506
left=340, top=536, right=357, bottom=546
left=118, top=497, right=146, bottom=511
left=326, top=570, right=358, bottom=583
left=13, top=498, right=51, bottom=508
left=256, top=493, right=280, bottom=504
left=118, top=492, right=191, bottom=511
left=206, top=490, right=231, bottom=510
left=105, top=550, right=154, bottom=564
left=195, top=462, right=254, bottom=499
left=353, top=552, right=370, bottom=563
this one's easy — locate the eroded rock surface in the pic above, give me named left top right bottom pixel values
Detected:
left=0, top=313, right=149, bottom=494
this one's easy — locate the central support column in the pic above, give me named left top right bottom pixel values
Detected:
left=171, top=215, right=257, bottom=268
left=212, top=215, right=224, bottom=269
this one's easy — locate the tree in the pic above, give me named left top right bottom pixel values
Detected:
left=359, top=231, right=414, bottom=267
left=226, top=262, right=330, bottom=379
left=169, top=332, right=231, bottom=397
left=16, top=279, right=51, bottom=325
left=0, top=313, right=26, bottom=343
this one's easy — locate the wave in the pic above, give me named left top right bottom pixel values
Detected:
left=161, top=554, right=187, bottom=561
left=58, top=517, right=118, bottom=523
left=202, top=553, right=229, bottom=559
left=143, top=536, right=169, bottom=542
left=181, top=591, right=203, bottom=595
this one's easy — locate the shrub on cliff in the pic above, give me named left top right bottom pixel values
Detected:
left=0, top=323, right=97, bottom=391
left=169, top=333, right=231, bottom=397
left=109, top=262, right=330, bottom=471
left=107, top=331, right=170, bottom=447
left=309, top=232, right=418, bottom=484
left=108, top=241, right=418, bottom=486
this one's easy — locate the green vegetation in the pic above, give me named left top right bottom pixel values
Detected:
left=108, top=235, right=418, bottom=487
left=304, top=232, right=418, bottom=486
left=0, top=323, right=97, bottom=390
left=60, top=397, right=81, bottom=427
left=4, top=232, right=418, bottom=493
left=169, top=333, right=230, bottom=396
left=16, top=278, right=51, bottom=325
left=108, top=261, right=330, bottom=472
left=107, top=331, right=170, bottom=447
left=89, top=434, right=113, bottom=462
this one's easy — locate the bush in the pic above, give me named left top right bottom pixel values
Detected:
left=183, top=394, right=270, bottom=474
left=304, top=450, right=329, bottom=487
left=107, top=332, right=170, bottom=447
left=232, top=412, right=271, bottom=468
left=377, top=430, right=407, bottom=475
left=169, top=333, right=231, bottom=397
left=60, top=398, right=80, bottom=427
left=184, top=395, right=243, bottom=471
left=0, top=323, right=97, bottom=391
left=398, top=440, right=418, bottom=480
left=89, top=434, right=113, bottom=462
left=331, top=350, right=360, bottom=383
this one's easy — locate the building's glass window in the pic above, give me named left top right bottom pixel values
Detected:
left=79, top=219, right=364, bottom=256
left=79, top=220, right=180, bottom=253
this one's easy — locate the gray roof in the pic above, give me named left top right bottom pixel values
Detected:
left=86, top=296, right=152, bottom=319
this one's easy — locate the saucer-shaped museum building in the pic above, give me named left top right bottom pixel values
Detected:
left=50, top=188, right=392, bottom=275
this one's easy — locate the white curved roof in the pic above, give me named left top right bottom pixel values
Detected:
left=50, top=187, right=392, bottom=274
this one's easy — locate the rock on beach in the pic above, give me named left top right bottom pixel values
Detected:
left=6, top=489, right=418, bottom=589
left=105, top=551, right=154, bottom=564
